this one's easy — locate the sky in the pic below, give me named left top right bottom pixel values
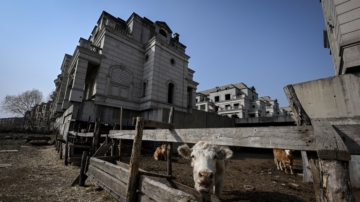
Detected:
left=0, top=0, right=335, bottom=118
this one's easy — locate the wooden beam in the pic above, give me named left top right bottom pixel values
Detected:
left=0, top=150, right=18, bottom=153
left=126, top=117, right=144, bottom=202
left=167, top=107, right=174, bottom=177
left=109, top=125, right=316, bottom=151
left=333, top=124, right=360, bottom=155
left=87, top=165, right=127, bottom=199
left=79, top=151, right=88, bottom=186
left=311, top=118, right=351, bottom=161
left=137, top=175, right=196, bottom=201
left=115, top=161, right=175, bottom=179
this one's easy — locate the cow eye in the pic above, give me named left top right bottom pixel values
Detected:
left=213, top=155, right=218, bottom=159
left=191, top=155, right=194, bottom=158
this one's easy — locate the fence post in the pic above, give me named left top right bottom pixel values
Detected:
left=118, top=107, right=123, bottom=158
left=79, top=151, right=88, bottom=186
left=126, top=117, right=144, bottom=202
left=167, top=107, right=174, bottom=176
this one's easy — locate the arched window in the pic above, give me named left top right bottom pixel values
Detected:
left=167, top=83, right=174, bottom=104
left=159, top=29, right=167, bottom=38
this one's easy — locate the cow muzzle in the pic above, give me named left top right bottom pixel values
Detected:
left=196, top=171, right=214, bottom=193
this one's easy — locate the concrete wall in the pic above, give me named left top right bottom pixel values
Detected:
left=160, top=108, right=235, bottom=129
left=290, top=74, right=360, bottom=119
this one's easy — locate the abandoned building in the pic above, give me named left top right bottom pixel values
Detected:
left=195, top=83, right=291, bottom=118
left=321, top=0, right=360, bottom=75
left=48, top=11, right=236, bottom=135
left=24, top=101, right=53, bottom=131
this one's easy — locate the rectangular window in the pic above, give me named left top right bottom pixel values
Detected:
left=215, top=96, right=219, bottom=102
left=200, top=105, right=206, bottom=111
left=234, top=103, right=239, bottom=109
left=225, top=105, right=231, bottom=110
left=225, top=94, right=231, bottom=100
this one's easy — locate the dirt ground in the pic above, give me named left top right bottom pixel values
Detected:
left=1, top=133, right=359, bottom=202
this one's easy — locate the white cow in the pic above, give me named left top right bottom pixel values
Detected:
left=177, top=141, right=233, bottom=197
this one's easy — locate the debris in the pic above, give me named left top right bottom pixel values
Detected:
left=244, top=185, right=255, bottom=191
left=29, top=140, right=48, bottom=145
left=0, top=164, right=12, bottom=168
left=289, top=183, right=300, bottom=188
left=0, top=150, right=19, bottom=153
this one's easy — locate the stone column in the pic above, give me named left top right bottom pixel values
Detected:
left=69, top=58, right=88, bottom=102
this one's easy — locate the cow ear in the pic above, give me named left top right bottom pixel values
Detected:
left=177, top=144, right=192, bottom=159
left=218, top=147, right=233, bottom=160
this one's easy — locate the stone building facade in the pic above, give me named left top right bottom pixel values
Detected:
left=195, top=83, right=290, bottom=118
left=321, top=0, right=360, bottom=75
left=49, top=11, right=199, bottom=135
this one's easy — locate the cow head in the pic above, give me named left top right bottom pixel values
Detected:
left=177, top=141, right=233, bottom=193
left=160, top=144, right=167, bottom=153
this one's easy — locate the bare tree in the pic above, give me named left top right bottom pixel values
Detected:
left=1, top=89, right=43, bottom=117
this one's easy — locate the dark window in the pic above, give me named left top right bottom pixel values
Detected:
left=234, top=103, right=239, bottom=109
left=145, top=54, right=149, bottom=62
left=170, top=58, right=175, bottom=65
left=249, top=114, right=255, bottom=118
left=159, top=29, right=167, bottom=38
left=168, top=83, right=174, bottom=104
left=225, top=105, right=231, bottom=110
left=215, top=106, right=219, bottom=112
left=196, top=99, right=198, bottom=103
left=142, top=82, right=147, bottom=97
left=200, top=105, right=205, bottom=111
left=215, top=96, right=219, bottom=102
left=225, top=94, right=231, bottom=100
left=252, top=105, right=255, bottom=108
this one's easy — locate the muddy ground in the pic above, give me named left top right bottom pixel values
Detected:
left=0, top=133, right=359, bottom=202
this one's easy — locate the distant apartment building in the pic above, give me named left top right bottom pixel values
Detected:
left=195, top=83, right=291, bottom=118
left=49, top=11, right=199, bottom=135
left=321, top=0, right=360, bottom=75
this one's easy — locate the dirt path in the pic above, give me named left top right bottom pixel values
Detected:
left=0, top=133, right=116, bottom=202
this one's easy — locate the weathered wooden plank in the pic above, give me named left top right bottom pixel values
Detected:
left=87, top=165, right=127, bottom=200
left=115, top=160, right=174, bottom=179
left=69, top=131, right=94, bottom=137
left=90, top=157, right=129, bottom=184
left=333, top=125, right=360, bottom=155
left=109, top=126, right=316, bottom=151
left=0, top=150, right=18, bottom=153
left=79, top=151, right=88, bottom=186
left=311, top=119, right=351, bottom=161
left=95, top=156, right=121, bottom=162
left=69, top=144, right=92, bottom=149
left=93, top=142, right=112, bottom=157
left=161, top=179, right=220, bottom=202
left=167, top=107, right=174, bottom=177
left=138, top=175, right=196, bottom=201
left=126, top=117, right=144, bottom=202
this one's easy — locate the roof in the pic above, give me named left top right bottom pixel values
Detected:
left=198, top=82, right=249, bottom=95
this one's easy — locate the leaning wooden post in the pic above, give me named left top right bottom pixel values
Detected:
left=118, top=107, right=123, bottom=157
left=167, top=107, right=174, bottom=176
left=92, top=118, right=101, bottom=154
left=79, top=151, right=88, bottom=186
left=310, top=118, right=354, bottom=202
left=126, top=117, right=144, bottom=202
left=64, top=138, right=69, bottom=166
left=59, top=141, right=63, bottom=159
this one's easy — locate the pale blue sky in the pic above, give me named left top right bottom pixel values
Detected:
left=0, top=0, right=334, bottom=118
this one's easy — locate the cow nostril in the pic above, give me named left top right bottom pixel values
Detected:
left=209, top=173, right=213, bottom=179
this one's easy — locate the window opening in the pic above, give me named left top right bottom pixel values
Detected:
left=167, top=83, right=174, bottom=104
